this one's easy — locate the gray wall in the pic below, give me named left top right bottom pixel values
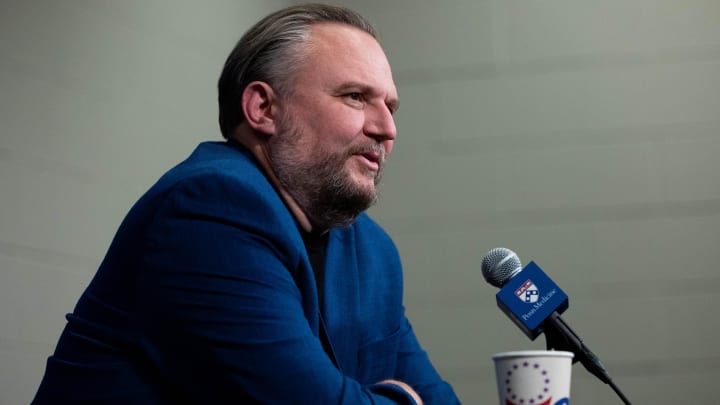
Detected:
left=0, top=1, right=290, bottom=403
left=340, top=0, right=720, bottom=403
left=2, top=0, right=719, bottom=404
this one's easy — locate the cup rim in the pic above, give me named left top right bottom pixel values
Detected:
left=492, top=350, right=574, bottom=360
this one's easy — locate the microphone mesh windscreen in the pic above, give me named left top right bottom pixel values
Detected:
left=481, top=247, right=522, bottom=288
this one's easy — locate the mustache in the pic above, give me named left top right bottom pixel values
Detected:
left=347, top=143, right=386, bottom=165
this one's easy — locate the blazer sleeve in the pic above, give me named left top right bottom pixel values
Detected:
left=393, top=316, right=461, bottom=404
left=349, top=216, right=461, bottom=404
left=135, top=172, right=419, bottom=404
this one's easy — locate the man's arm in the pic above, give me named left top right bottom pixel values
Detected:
left=136, top=173, right=420, bottom=404
left=391, top=318, right=460, bottom=404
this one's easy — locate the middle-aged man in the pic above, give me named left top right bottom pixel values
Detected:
left=33, top=4, right=461, bottom=404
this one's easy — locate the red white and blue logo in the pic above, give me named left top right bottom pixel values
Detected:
left=502, top=360, right=569, bottom=405
left=515, top=279, right=539, bottom=304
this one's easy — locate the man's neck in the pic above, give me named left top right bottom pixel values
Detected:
left=230, top=128, right=317, bottom=234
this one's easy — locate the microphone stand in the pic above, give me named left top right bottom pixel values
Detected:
left=544, top=312, right=632, bottom=405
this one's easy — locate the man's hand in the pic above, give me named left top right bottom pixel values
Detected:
left=377, top=379, right=423, bottom=405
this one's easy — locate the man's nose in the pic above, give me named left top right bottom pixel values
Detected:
left=364, top=104, right=397, bottom=142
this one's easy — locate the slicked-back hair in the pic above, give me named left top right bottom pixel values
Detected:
left=217, top=3, right=378, bottom=138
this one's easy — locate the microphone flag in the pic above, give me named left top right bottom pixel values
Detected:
left=496, top=261, right=569, bottom=340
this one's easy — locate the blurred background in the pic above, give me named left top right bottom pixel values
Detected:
left=1, top=0, right=719, bottom=403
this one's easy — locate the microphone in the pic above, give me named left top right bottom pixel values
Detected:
left=482, top=247, right=632, bottom=404
left=481, top=248, right=569, bottom=340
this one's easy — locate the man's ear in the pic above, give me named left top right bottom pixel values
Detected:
left=241, top=81, right=278, bottom=136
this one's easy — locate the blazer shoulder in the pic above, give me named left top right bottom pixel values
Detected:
left=159, top=141, right=266, bottom=188
left=124, top=141, right=299, bottom=248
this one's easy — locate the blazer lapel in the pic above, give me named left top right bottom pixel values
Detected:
left=320, top=227, right=361, bottom=378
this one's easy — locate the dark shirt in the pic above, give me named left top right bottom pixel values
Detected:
left=302, top=230, right=329, bottom=309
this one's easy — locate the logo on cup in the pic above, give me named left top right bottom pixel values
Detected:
left=503, top=360, right=569, bottom=405
left=515, top=279, right=539, bottom=304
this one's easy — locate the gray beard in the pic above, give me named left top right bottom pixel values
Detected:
left=268, top=125, right=384, bottom=229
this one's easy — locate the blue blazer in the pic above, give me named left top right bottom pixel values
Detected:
left=33, top=141, right=459, bottom=404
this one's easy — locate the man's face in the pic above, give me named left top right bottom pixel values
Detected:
left=268, top=23, right=399, bottom=228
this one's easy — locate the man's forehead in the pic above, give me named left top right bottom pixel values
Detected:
left=304, top=23, right=377, bottom=65
left=304, top=23, right=397, bottom=96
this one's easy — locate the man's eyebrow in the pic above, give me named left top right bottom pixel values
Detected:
left=336, top=81, right=373, bottom=93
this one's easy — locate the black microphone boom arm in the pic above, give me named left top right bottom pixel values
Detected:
left=544, top=312, right=632, bottom=404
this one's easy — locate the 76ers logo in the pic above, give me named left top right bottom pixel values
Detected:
left=515, top=280, right=539, bottom=304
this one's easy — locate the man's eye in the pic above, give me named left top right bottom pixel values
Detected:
left=346, top=92, right=363, bottom=101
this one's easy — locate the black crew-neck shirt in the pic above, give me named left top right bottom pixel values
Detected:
left=301, top=231, right=329, bottom=309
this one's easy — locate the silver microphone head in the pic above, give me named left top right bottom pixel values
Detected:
left=481, top=247, right=523, bottom=288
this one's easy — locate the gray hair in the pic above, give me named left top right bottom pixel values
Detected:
left=217, top=3, right=378, bottom=138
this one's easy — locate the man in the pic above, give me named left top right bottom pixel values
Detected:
left=33, top=4, right=460, bottom=404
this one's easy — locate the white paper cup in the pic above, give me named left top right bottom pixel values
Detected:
left=492, top=350, right=573, bottom=405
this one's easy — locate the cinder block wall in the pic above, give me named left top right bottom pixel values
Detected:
left=329, top=0, right=720, bottom=403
